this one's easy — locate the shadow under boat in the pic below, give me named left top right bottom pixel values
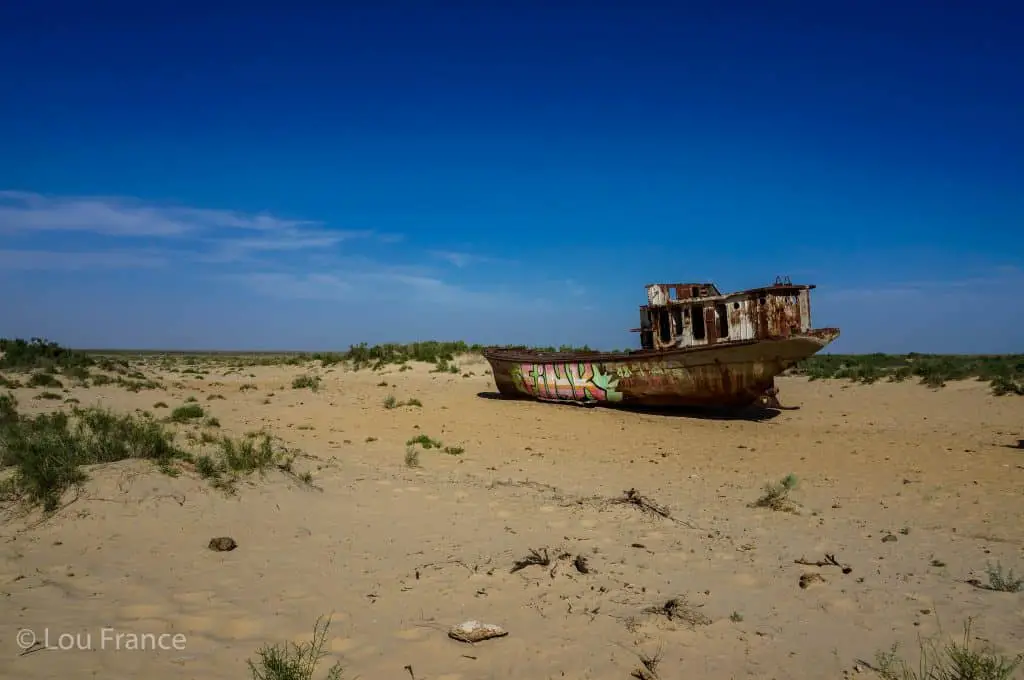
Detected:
left=475, top=391, right=788, bottom=422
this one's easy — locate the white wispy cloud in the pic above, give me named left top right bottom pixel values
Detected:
left=430, top=250, right=482, bottom=267
left=200, top=229, right=379, bottom=264
left=428, top=249, right=513, bottom=268
left=0, top=249, right=166, bottom=270
left=220, top=263, right=553, bottom=312
left=1, top=190, right=559, bottom=313
left=564, top=278, right=586, bottom=297
left=0, top=190, right=380, bottom=251
left=222, top=269, right=471, bottom=305
left=0, top=190, right=318, bottom=237
left=820, top=267, right=1024, bottom=302
left=0, top=189, right=394, bottom=268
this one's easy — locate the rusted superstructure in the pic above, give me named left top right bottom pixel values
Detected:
left=635, top=276, right=815, bottom=351
left=482, top=277, right=839, bottom=409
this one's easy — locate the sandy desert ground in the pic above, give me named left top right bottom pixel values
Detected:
left=1, top=355, right=1023, bottom=679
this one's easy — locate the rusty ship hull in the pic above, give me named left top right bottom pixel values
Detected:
left=483, top=329, right=838, bottom=408
left=482, top=279, right=839, bottom=409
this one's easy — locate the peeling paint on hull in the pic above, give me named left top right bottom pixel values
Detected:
left=483, top=328, right=839, bottom=409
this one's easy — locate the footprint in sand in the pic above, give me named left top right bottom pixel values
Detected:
left=119, top=618, right=178, bottom=635
left=173, top=591, right=218, bottom=606
left=276, top=587, right=313, bottom=601
left=345, top=643, right=381, bottom=660
left=173, top=614, right=219, bottom=634
left=393, top=627, right=431, bottom=641
left=329, top=636, right=360, bottom=653
left=222, top=617, right=265, bottom=639
left=118, top=604, right=166, bottom=620
left=732, top=572, right=758, bottom=587
left=826, top=597, right=858, bottom=613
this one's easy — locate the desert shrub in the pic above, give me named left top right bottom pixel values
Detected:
left=752, top=473, right=799, bottom=512
left=872, top=618, right=1021, bottom=680
left=311, top=353, right=345, bottom=367
left=219, top=435, right=277, bottom=473
left=406, top=434, right=442, bottom=449
left=0, top=398, right=187, bottom=511
left=62, top=365, right=92, bottom=382
left=796, top=353, right=1024, bottom=395
left=990, top=375, right=1024, bottom=397
left=0, top=337, right=94, bottom=371
left=27, top=372, right=63, bottom=388
left=0, top=375, right=23, bottom=389
left=344, top=341, right=482, bottom=371
left=246, top=615, right=343, bottom=680
left=169, top=403, right=205, bottom=422
left=291, top=374, right=321, bottom=391
left=383, top=395, right=421, bottom=409
left=985, top=562, right=1023, bottom=593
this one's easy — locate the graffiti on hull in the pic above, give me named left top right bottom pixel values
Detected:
left=509, top=362, right=623, bottom=402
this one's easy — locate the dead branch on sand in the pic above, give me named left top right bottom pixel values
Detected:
left=642, top=597, right=712, bottom=627
left=627, top=644, right=665, bottom=680
left=609, top=488, right=701, bottom=530
left=510, top=548, right=552, bottom=573
left=794, top=553, right=852, bottom=574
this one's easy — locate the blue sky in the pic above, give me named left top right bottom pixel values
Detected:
left=1, top=1, right=1021, bottom=353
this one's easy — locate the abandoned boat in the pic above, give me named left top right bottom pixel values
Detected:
left=482, top=278, right=840, bottom=409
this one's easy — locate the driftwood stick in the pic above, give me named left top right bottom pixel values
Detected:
left=794, top=553, right=852, bottom=574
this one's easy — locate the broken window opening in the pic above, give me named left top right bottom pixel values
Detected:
left=715, top=303, right=729, bottom=339
left=639, top=309, right=654, bottom=349
left=658, top=309, right=671, bottom=344
left=671, top=306, right=684, bottom=338
left=691, top=305, right=706, bottom=340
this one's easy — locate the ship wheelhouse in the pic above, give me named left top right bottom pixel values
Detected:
left=633, top=279, right=816, bottom=351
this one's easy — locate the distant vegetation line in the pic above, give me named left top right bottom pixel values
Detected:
left=793, top=352, right=1024, bottom=394
left=74, top=342, right=602, bottom=356
left=1, top=337, right=1021, bottom=395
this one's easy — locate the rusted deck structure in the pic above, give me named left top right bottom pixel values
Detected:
left=482, top=277, right=839, bottom=409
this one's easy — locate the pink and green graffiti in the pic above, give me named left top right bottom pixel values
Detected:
left=509, top=362, right=623, bottom=402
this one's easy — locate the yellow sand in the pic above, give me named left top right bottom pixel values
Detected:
left=2, top=357, right=1023, bottom=678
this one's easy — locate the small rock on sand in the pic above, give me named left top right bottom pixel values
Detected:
left=799, top=572, right=825, bottom=589
left=448, top=620, right=508, bottom=643
left=208, top=537, right=238, bottom=552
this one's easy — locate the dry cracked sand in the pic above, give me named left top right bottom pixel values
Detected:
left=2, top=356, right=1023, bottom=679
